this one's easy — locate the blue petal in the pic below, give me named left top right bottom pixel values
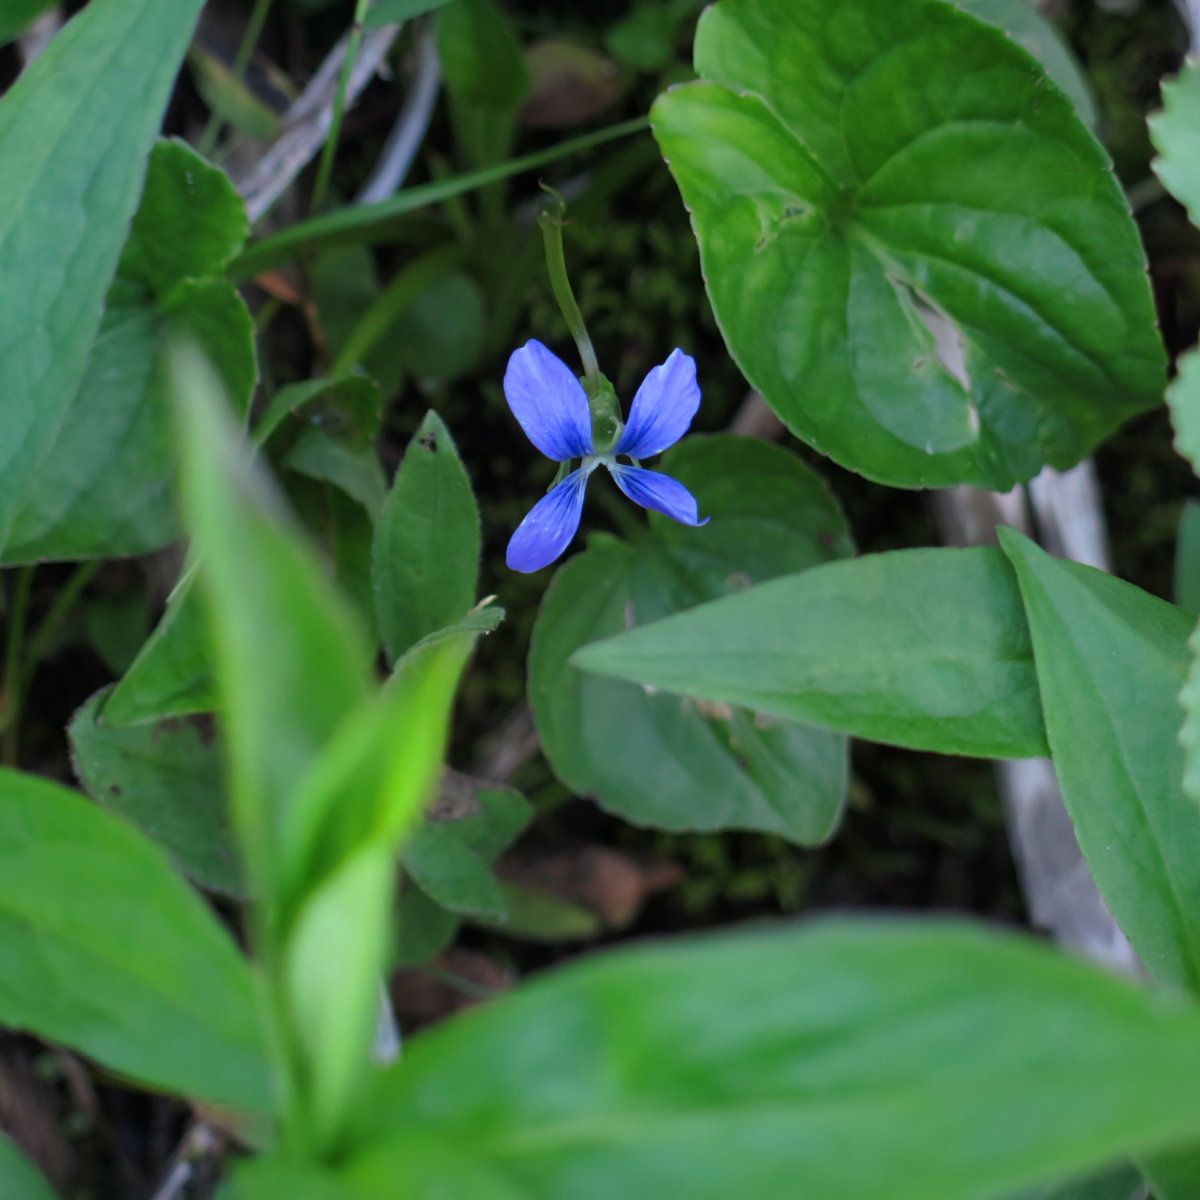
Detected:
left=607, top=463, right=709, bottom=527
left=504, top=340, right=593, bottom=462
left=506, top=468, right=590, bottom=572
left=614, top=348, right=700, bottom=459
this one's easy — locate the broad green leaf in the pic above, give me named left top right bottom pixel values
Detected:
left=0, top=0, right=56, bottom=46
left=3, top=278, right=255, bottom=563
left=1177, top=500, right=1200, bottom=616
left=345, top=920, right=1200, bottom=1200
left=1169, top=348, right=1200, bottom=476
left=946, top=0, right=1097, bottom=128
left=373, top=411, right=480, bottom=663
left=395, top=272, right=485, bottom=384
left=1139, top=1144, right=1200, bottom=1200
left=171, top=342, right=374, bottom=907
left=1010, top=1165, right=1146, bottom=1200
left=365, top=0, right=455, bottom=31
left=0, top=0, right=207, bottom=548
left=0, top=1132, right=55, bottom=1200
left=574, top=545, right=1048, bottom=759
left=437, top=0, right=528, bottom=112
left=103, top=569, right=215, bottom=726
left=651, top=0, right=1164, bottom=490
left=532, top=437, right=851, bottom=843
left=1151, top=57, right=1200, bottom=227
left=119, top=140, right=249, bottom=294
left=401, top=823, right=505, bottom=920
left=284, top=429, right=387, bottom=520
left=69, top=687, right=242, bottom=896
left=0, top=768, right=269, bottom=1113
left=998, top=527, right=1200, bottom=992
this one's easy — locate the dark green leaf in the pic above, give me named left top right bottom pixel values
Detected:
left=999, top=527, right=1200, bottom=992
left=119, top=139, right=249, bottom=296
left=1176, top=499, right=1200, bottom=616
left=0, top=0, right=56, bottom=46
left=0, top=768, right=268, bottom=1113
left=401, top=823, right=506, bottom=920
left=1138, top=1143, right=1200, bottom=1200
left=373, top=411, right=480, bottom=663
left=0, top=1131, right=55, bottom=1200
left=1008, top=1164, right=1146, bottom=1200
left=365, top=0, right=455, bottom=31
left=69, top=687, right=242, bottom=896
left=346, top=920, right=1200, bottom=1200
left=284, top=429, right=387, bottom=520
left=395, top=272, right=484, bottom=384
left=532, top=437, right=851, bottom=843
left=254, top=375, right=381, bottom=447
left=437, top=0, right=529, bottom=112
left=574, top=544, right=1048, bottom=759
left=651, top=0, right=1164, bottom=489
left=0, top=0, right=207, bottom=548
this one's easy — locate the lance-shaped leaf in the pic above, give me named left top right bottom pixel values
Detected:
left=999, top=527, right=1200, bottom=992
left=337, top=920, right=1200, bottom=1200
left=0, top=0, right=207, bottom=549
left=651, top=0, right=1165, bottom=489
left=0, top=768, right=269, bottom=1114
left=574, top=545, right=1048, bottom=759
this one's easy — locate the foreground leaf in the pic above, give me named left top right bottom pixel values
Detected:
left=0, top=1132, right=55, bottom=1200
left=999, top=527, right=1200, bottom=992
left=0, top=0, right=206, bottom=548
left=575, top=546, right=1048, bottom=759
left=651, top=0, right=1164, bottom=489
left=0, top=768, right=268, bottom=1113
left=341, top=920, right=1200, bottom=1200
left=532, top=437, right=851, bottom=843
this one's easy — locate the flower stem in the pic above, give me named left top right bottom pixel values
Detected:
left=538, top=189, right=601, bottom=392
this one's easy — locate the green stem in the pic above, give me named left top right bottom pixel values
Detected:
left=197, top=0, right=276, bottom=157
left=2, top=567, right=34, bottom=767
left=308, top=0, right=371, bottom=220
left=538, top=190, right=600, bottom=390
left=227, top=117, right=650, bottom=282
left=23, top=560, right=101, bottom=690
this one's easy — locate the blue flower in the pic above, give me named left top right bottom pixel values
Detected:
left=504, top=340, right=709, bottom=573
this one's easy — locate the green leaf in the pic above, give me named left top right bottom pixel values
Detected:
left=0, top=768, right=269, bottom=1114
left=284, top=428, right=388, bottom=521
left=1009, top=1164, right=1147, bottom=1200
left=401, top=823, right=506, bottom=920
left=103, top=569, right=215, bottom=726
left=437, top=0, right=529, bottom=112
left=0, top=0, right=57, bottom=46
left=946, top=0, right=1097, bottom=129
left=532, top=437, right=851, bottom=843
left=1176, top=499, right=1200, bottom=616
left=345, top=920, right=1200, bottom=1200
left=395, top=272, right=485, bottom=385
left=0, top=0, right=207, bottom=549
left=119, top=140, right=249, bottom=295
left=373, top=411, right=480, bottom=663
left=3, top=278, right=256, bottom=563
left=0, top=1132, right=55, bottom=1200
left=1151, top=57, right=1200, bottom=227
left=68, top=687, right=242, bottom=896
left=365, top=0, right=455, bottom=31
left=254, top=375, right=381, bottom=447
left=1169, top=347, right=1200, bottom=477
left=574, top=544, right=1048, bottom=759
left=651, top=0, right=1165, bottom=490
left=1139, top=1143, right=1200, bottom=1200
left=998, top=527, right=1200, bottom=992
left=171, top=341, right=374, bottom=907
left=188, top=45, right=282, bottom=141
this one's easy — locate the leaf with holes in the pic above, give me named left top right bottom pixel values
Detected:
left=652, top=0, right=1165, bottom=489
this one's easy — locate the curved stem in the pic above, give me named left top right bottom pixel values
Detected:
left=538, top=190, right=600, bottom=390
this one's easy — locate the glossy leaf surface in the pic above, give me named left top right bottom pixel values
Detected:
left=575, top=545, right=1048, bottom=759
left=651, top=0, right=1164, bottom=488
left=999, top=528, right=1200, bottom=992
left=531, top=437, right=851, bottom=843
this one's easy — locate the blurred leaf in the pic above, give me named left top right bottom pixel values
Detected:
left=1169, top=349, right=1200, bottom=477
left=1002, top=1164, right=1145, bottom=1200
left=373, top=411, right=480, bottom=663
left=488, top=880, right=600, bottom=942
left=574, top=544, right=1048, bottom=759
left=0, top=0, right=56, bottom=46
left=396, top=880, right=461, bottom=966
left=395, top=272, right=484, bottom=384
left=999, top=528, right=1200, bottom=992
left=255, top=375, right=381, bottom=447
left=103, top=570, right=215, bottom=726
left=0, top=767, right=269, bottom=1114
left=606, top=3, right=679, bottom=73
left=284, top=428, right=387, bottom=520
left=437, top=0, right=528, bottom=111
left=946, top=0, right=1097, bottom=128
left=0, top=1131, right=56, bottom=1200
left=1138, top=1144, right=1200, bottom=1200
left=171, top=342, right=374, bottom=906
left=344, top=920, right=1200, bottom=1199
left=401, top=823, right=505, bottom=920
left=0, top=0, right=207, bottom=549
left=85, top=590, right=150, bottom=676
left=533, top=437, right=852, bottom=843
left=69, top=687, right=242, bottom=896
left=1152, top=57, right=1200, bottom=227
left=365, top=0, right=455, bottom=30
left=1177, top=500, right=1200, bottom=616
left=651, top=0, right=1164, bottom=489
left=119, top=139, right=249, bottom=293
left=188, top=45, right=282, bottom=141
